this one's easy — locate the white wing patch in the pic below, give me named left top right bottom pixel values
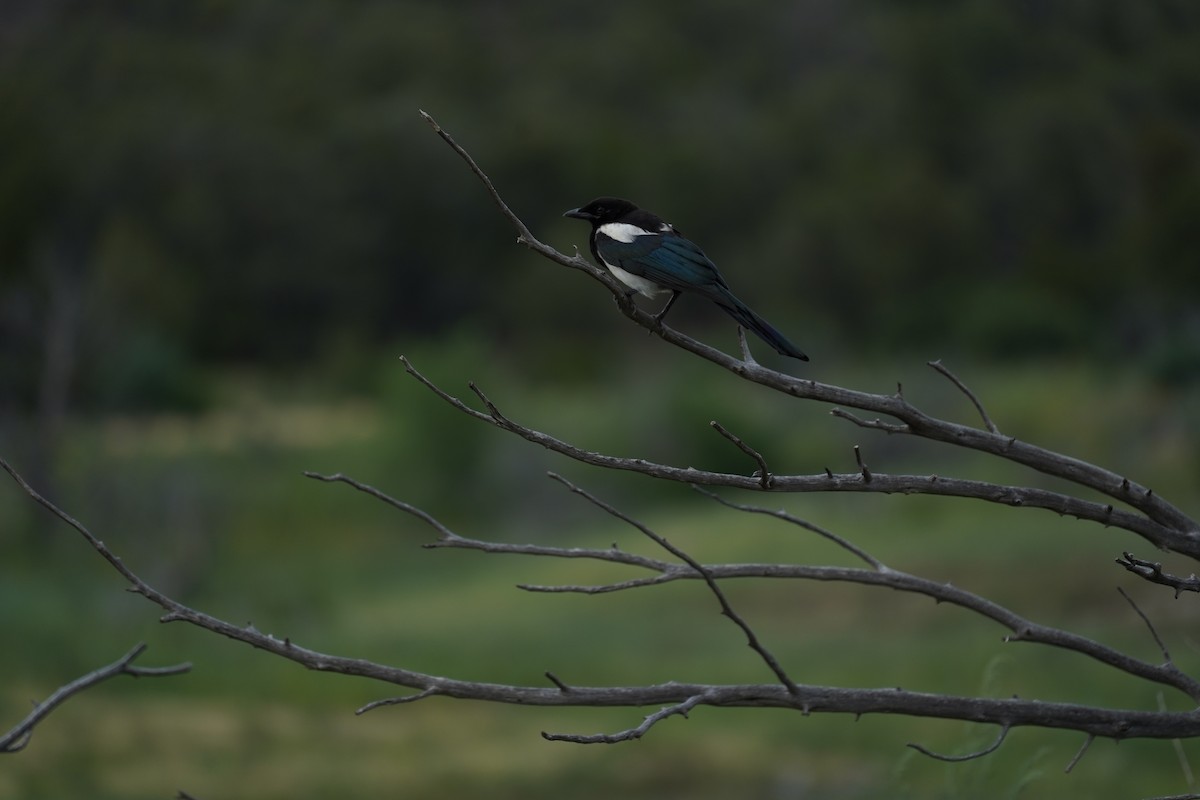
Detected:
left=597, top=222, right=657, bottom=243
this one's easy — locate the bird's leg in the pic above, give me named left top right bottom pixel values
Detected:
left=652, top=291, right=681, bottom=325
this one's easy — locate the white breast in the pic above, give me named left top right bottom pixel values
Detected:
left=606, top=264, right=667, bottom=298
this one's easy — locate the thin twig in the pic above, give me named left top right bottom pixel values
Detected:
left=305, top=471, right=463, bottom=542
left=690, top=486, right=885, bottom=570
left=419, top=110, right=536, bottom=248
left=830, top=408, right=910, bottom=434
left=547, top=472, right=800, bottom=695
left=710, top=420, right=772, bottom=489
left=1119, top=587, right=1173, bottom=663
left=545, top=672, right=572, bottom=693
left=356, top=688, right=439, bottom=715
left=1064, top=733, right=1095, bottom=773
left=907, top=724, right=1011, bottom=762
left=927, top=359, right=1000, bottom=434
left=0, top=643, right=190, bottom=753
left=542, top=695, right=706, bottom=744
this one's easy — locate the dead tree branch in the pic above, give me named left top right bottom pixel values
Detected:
left=6, top=453, right=1200, bottom=746
left=400, top=355, right=1187, bottom=556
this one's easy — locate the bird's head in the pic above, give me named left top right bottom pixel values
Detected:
left=563, top=197, right=639, bottom=226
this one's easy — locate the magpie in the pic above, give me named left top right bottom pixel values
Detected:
left=563, top=197, right=808, bottom=361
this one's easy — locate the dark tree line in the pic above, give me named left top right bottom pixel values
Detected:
left=2, top=0, right=1199, bottom=419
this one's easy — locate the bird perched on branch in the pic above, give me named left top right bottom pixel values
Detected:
left=564, top=197, right=808, bottom=361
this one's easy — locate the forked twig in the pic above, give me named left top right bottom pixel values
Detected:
left=1, top=643, right=190, bottom=753
left=1117, top=552, right=1200, bottom=597
left=542, top=694, right=707, bottom=744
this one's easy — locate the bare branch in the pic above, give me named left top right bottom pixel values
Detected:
left=1, top=643, right=190, bottom=753
left=542, top=694, right=707, bottom=744
left=1118, top=552, right=1200, bottom=597
left=830, top=407, right=910, bottom=434
left=908, top=723, right=1010, bottom=762
left=519, top=574, right=675, bottom=594
left=10, top=433, right=1197, bottom=748
left=398, top=357, right=1186, bottom=554
left=928, top=359, right=1000, bottom=434
left=310, top=467, right=1200, bottom=702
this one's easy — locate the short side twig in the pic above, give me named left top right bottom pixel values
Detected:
left=1118, top=587, right=1173, bottom=663
left=710, top=420, right=772, bottom=488
left=928, top=359, right=1000, bottom=434
left=542, top=694, right=707, bottom=744
left=356, top=688, right=440, bottom=715
left=853, top=445, right=872, bottom=482
left=1064, top=733, right=1095, bottom=773
left=908, top=723, right=1011, bottom=762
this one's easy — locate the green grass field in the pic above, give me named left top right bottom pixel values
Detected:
left=2, top=350, right=1198, bottom=799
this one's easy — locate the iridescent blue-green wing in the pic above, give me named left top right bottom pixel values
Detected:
left=595, top=233, right=728, bottom=293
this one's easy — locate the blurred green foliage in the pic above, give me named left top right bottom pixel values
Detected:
left=2, top=0, right=1200, bottom=415
left=1, top=355, right=1198, bottom=798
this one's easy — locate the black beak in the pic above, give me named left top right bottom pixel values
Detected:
left=563, top=208, right=591, bottom=220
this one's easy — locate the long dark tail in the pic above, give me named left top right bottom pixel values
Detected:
left=716, top=294, right=809, bottom=361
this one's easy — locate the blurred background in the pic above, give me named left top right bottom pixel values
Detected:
left=2, top=1, right=1199, bottom=798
